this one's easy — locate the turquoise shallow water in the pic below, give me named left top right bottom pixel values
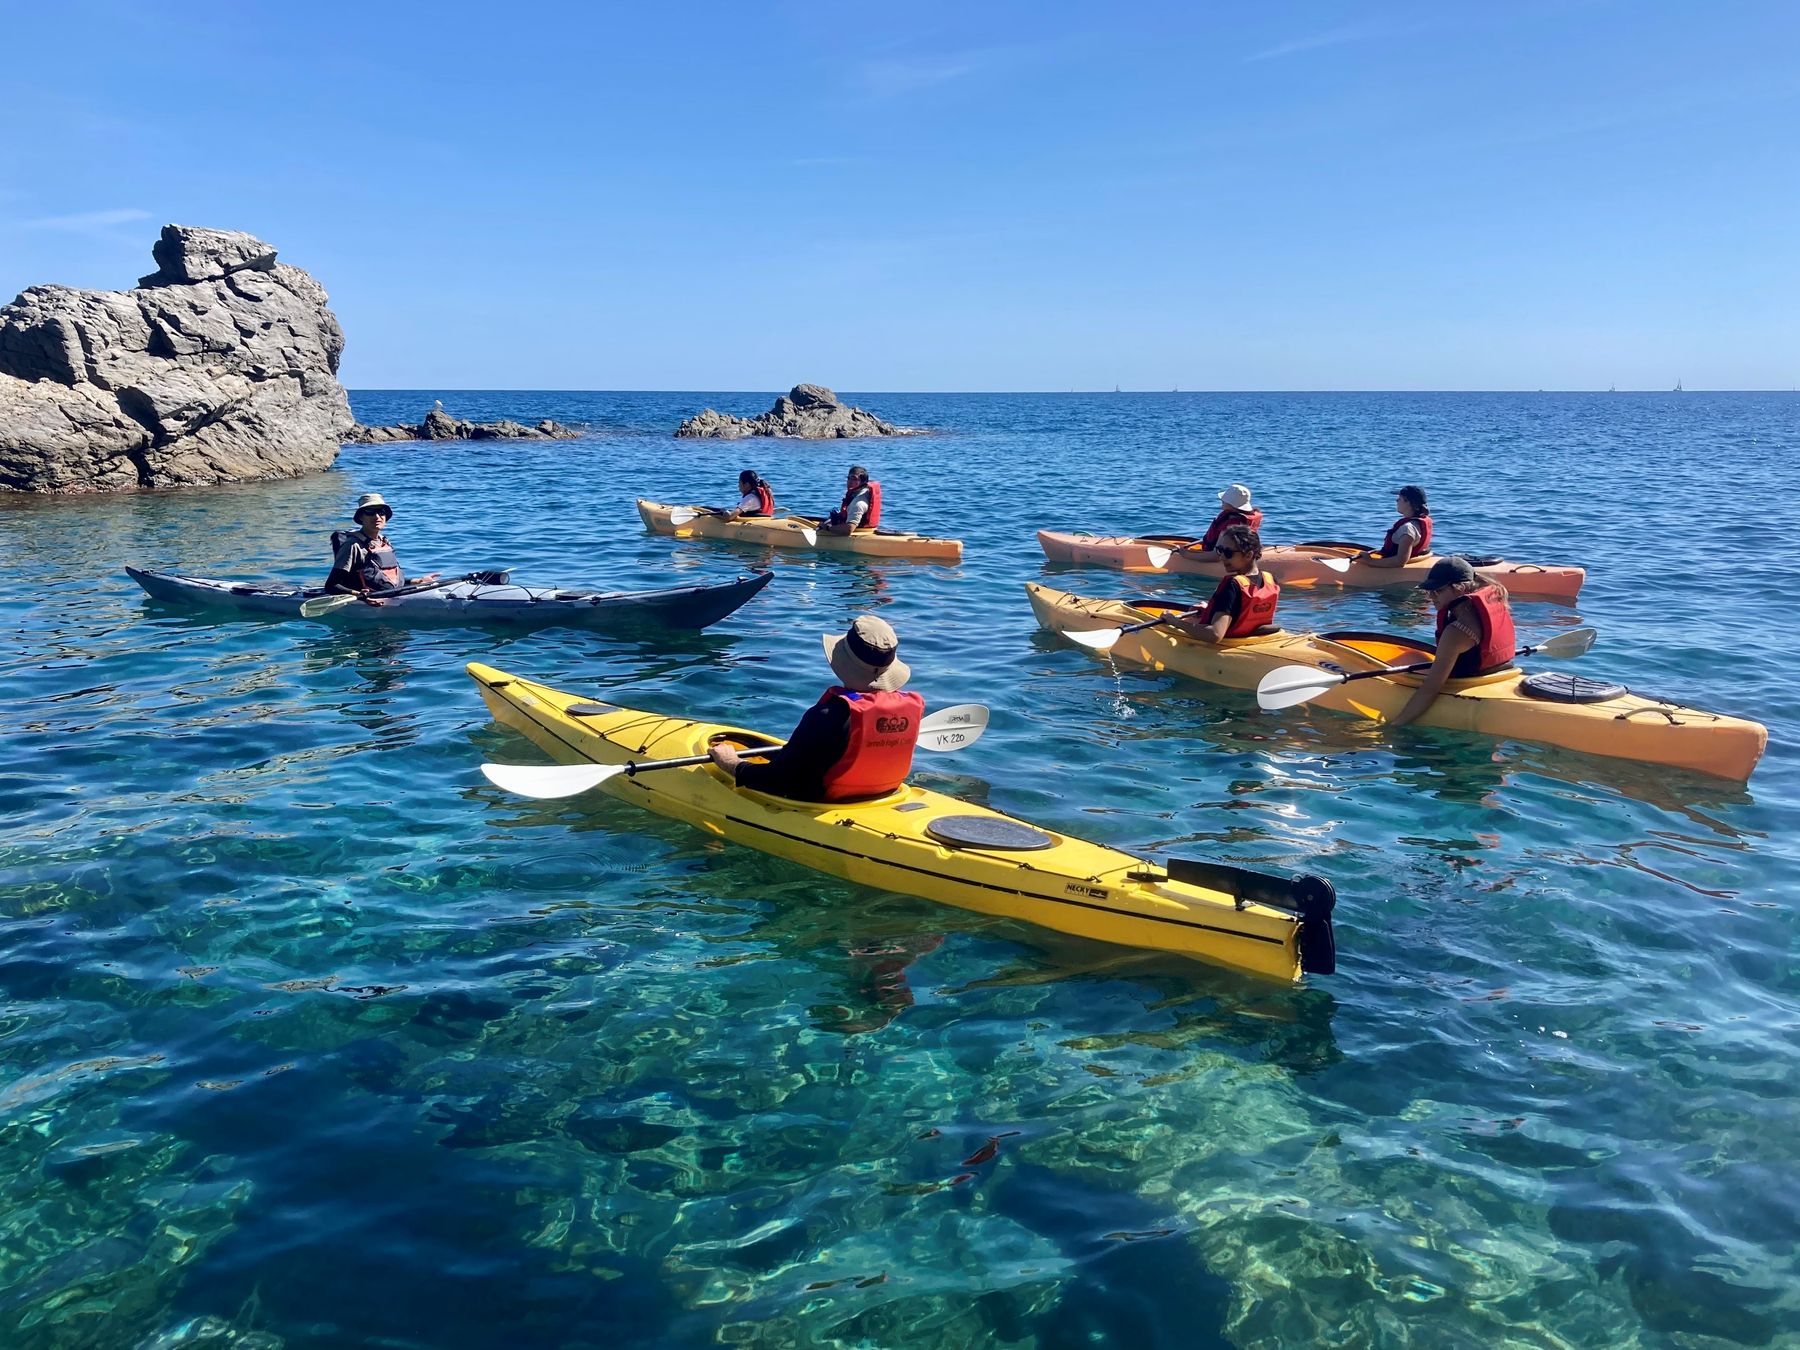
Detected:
left=2, top=391, right=1796, bottom=1348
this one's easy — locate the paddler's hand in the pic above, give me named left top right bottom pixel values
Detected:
left=708, top=743, right=742, bottom=774
left=408, top=572, right=440, bottom=584
left=361, top=596, right=386, bottom=607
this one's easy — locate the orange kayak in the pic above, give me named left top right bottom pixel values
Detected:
left=1027, top=582, right=1766, bottom=781
left=1038, top=530, right=1585, bottom=602
left=640, top=500, right=963, bottom=564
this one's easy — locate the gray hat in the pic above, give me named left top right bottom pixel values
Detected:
left=353, top=492, right=393, bottom=519
left=822, top=614, right=911, bottom=692
left=1417, top=556, right=1475, bottom=590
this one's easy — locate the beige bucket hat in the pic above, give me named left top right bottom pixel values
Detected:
left=353, top=492, right=393, bottom=519
left=821, top=614, right=911, bottom=692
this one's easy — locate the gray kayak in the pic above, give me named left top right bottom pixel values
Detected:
left=127, top=566, right=773, bottom=631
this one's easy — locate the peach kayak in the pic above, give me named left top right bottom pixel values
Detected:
left=1037, top=530, right=1584, bottom=602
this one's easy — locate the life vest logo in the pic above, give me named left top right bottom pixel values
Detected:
left=875, top=715, right=911, bottom=734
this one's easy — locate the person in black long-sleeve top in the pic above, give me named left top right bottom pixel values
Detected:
left=709, top=615, right=924, bottom=802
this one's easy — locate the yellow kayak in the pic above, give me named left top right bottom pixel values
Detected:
left=1027, top=582, right=1767, bottom=782
left=637, top=499, right=964, bottom=564
left=468, top=661, right=1337, bottom=982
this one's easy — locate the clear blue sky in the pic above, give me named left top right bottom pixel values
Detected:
left=2, top=1, right=1795, bottom=390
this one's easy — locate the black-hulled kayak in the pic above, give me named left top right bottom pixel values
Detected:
left=126, top=567, right=773, bottom=632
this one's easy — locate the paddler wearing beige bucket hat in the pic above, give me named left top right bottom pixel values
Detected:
left=323, top=492, right=438, bottom=600
left=708, top=615, right=925, bottom=801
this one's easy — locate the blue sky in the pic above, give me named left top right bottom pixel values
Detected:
left=2, top=0, right=1795, bottom=390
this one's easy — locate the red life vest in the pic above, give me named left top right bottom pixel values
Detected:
left=1436, top=586, right=1515, bottom=677
left=837, top=480, right=881, bottom=530
left=1378, top=513, right=1432, bottom=561
left=1196, top=570, right=1280, bottom=638
left=1199, top=506, right=1264, bottom=552
left=330, top=529, right=403, bottom=591
left=816, top=686, right=923, bottom=801
left=753, top=481, right=775, bottom=516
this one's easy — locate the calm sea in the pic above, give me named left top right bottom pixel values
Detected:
left=2, top=391, right=1795, bottom=1349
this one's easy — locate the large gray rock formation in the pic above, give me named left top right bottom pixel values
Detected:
left=0, top=224, right=354, bottom=492
left=347, top=407, right=581, bottom=443
left=675, top=384, right=905, bottom=439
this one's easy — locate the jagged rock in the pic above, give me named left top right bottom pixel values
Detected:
left=421, top=408, right=461, bottom=440
left=0, top=224, right=353, bottom=493
left=675, top=384, right=904, bottom=439
left=139, top=225, right=279, bottom=287
left=345, top=412, right=581, bottom=444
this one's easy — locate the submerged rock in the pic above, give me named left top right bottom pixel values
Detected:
left=346, top=410, right=581, bottom=444
left=675, top=384, right=904, bottom=439
left=0, top=224, right=355, bottom=493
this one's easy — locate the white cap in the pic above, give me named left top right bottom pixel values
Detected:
left=1218, top=483, right=1253, bottom=510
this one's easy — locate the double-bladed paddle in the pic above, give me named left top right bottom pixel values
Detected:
left=668, top=505, right=818, bottom=546
left=481, top=703, right=991, bottom=800
left=299, top=571, right=498, bottom=618
left=1142, top=542, right=1352, bottom=572
left=1253, top=627, right=1599, bottom=711
left=1064, top=609, right=1200, bottom=651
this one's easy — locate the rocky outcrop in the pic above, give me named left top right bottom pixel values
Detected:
left=0, top=224, right=355, bottom=493
left=675, top=384, right=904, bottom=439
left=346, top=407, right=581, bottom=444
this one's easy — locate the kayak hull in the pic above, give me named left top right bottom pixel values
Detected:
left=467, top=662, right=1332, bottom=981
left=127, top=566, right=773, bottom=631
left=1027, top=582, right=1766, bottom=782
left=639, top=500, right=963, bottom=564
left=1037, top=530, right=1585, bottom=602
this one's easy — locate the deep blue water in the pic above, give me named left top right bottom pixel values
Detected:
left=2, top=390, right=1796, bottom=1349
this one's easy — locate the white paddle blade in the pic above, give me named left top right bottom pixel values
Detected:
left=800, top=527, right=818, bottom=546
left=1536, top=627, right=1598, bottom=658
left=1254, top=667, right=1345, bottom=711
left=480, top=761, right=623, bottom=799
left=1316, top=556, right=1353, bottom=573
left=916, top=703, right=989, bottom=752
left=668, top=506, right=699, bottom=525
left=1145, top=547, right=1173, bottom=569
left=1064, top=626, right=1124, bottom=651
left=298, top=593, right=355, bottom=618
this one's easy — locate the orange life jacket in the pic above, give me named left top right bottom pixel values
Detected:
left=753, top=481, right=775, bottom=516
left=816, top=686, right=922, bottom=801
left=1200, top=506, right=1263, bottom=552
left=835, top=481, right=881, bottom=530
left=1197, top=570, right=1280, bottom=638
left=1436, top=586, right=1515, bottom=677
left=1378, top=513, right=1432, bottom=560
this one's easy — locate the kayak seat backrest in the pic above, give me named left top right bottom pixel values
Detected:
left=1458, top=554, right=1505, bottom=567
left=1520, top=673, right=1628, bottom=704
left=1321, top=630, right=1436, bottom=660
left=1143, top=534, right=1200, bottom=545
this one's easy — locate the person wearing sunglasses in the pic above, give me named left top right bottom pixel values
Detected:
left=323, top=492, right=438, bottom=601
left=1171, top=524, right=1280, bottom=643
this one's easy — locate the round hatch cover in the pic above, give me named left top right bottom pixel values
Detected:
left=1520, top=672, right=1627, bottom=704
left=925, top=815, right=1056, bottom=851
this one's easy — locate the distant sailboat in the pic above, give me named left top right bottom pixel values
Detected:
left=1674, top=378, right=1684, bottom=392
left=1608, top=384, right=1616, bottom=393
left=1113, top=384, right=1121, bottom=394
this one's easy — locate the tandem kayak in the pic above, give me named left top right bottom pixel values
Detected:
left=467, top=662, right=1337, bottom=981
left=1038, top=530, right=1585, bottom=602
left=1027, top=582, right=1766, bottom=781
left=127, top=566, right=773, bottom=631
left=638, top=500, right=964, bottom=564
